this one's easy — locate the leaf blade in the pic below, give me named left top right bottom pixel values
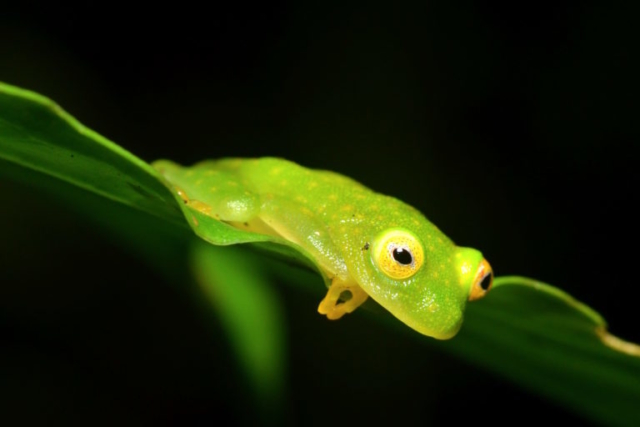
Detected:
left=2, top=80, right=640, bottom=426
left=0, top=82, right=181, bottom=223
left=441, top=276, right=640, bottom=427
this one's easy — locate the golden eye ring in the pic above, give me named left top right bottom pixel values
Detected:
left=371, top=228, right=424, bottom=280
left=468, top=259, right=493, bottom=301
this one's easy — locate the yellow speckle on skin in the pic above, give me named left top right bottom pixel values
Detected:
left=175, top=187, right=190, bottom=203
left=460, top=262, right=472, bottom=275
left=308, top=181, right=319, bottom=190
left=301, top=207, right=313, bottom=216
left=226, top=181, right=239, bottom=187
left=328, top=194, right=338, bottom=201
left=269, top=167, right=283, bottom=176
left=295, top=195, right=307, bottom=203
left=279, top=179, right=288, bottom=187
left=204, top=170, right=217, bottom=176
left=190, top=200, right=212, bottom=215
left=185, top=170, right=195, bottom=177
left=195, top=179, right=203, bottom=185
left=340, top=204, right=354, bottom=212
left=209, top=186, right=217, bottom=192
left=412, top=219, right=421, bottom=227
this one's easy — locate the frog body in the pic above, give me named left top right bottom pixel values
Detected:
left=153, top=157, right=492, bottom=339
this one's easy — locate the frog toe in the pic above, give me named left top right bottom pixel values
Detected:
left=318, top=280, right=368, bottom=320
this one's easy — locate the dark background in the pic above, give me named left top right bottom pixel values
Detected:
left=1, top=2, right=638, bottom=426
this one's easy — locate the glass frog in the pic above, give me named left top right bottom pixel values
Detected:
left=153, top=157, right=493, bottom=339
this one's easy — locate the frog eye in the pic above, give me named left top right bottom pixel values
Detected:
left=371, top=228, right=424, bottom=279
left=468, top=259, right=493, bottom=301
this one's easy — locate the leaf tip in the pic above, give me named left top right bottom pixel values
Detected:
left=596, top=326, right=640, bottom=357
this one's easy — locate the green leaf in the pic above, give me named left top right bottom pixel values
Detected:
left=191, top=241, right=286, bottom=422
left=0, top=81, right=181, bottom=224
left=442, top=276, right=640, bottom=427
left=2, top=80, right=640, bottom=426
left=0, top=81, right=288, bottom=418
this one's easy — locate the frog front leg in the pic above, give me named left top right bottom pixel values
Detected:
left=318, top=277, right=369, bottom=320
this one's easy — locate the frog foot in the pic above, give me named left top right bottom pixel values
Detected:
left=318, top=278, right=369, bottom=320
left=173, top=187, right=214, bottom=215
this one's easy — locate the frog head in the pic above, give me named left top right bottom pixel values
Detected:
left=355, top=225, right=493, bottom=339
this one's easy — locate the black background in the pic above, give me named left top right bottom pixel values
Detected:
left=1, top=2, right=638, bottom=426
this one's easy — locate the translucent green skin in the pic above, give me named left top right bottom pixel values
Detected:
left=154, top=157, right=484, bottom=339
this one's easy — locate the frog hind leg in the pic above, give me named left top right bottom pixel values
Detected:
left=318, top=278, right=369, bottom=320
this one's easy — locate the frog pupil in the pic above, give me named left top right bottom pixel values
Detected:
left=480, top=272, right=492, bottom=291
left=392, top=247, right=413, bottom=265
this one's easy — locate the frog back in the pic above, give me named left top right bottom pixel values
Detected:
left=154, top=158, right=355, bottom=276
